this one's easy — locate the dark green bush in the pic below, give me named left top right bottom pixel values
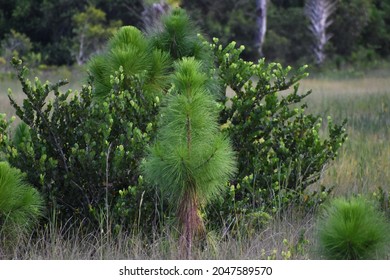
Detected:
left=5, top=57, right=161, bottom=227
left=206, top=39, right=347, bottom=225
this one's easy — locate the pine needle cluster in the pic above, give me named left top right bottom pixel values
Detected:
left=88, top=26, right=172, bottom=98
left=0, top=162, right=44, bottom=243
left=317, top=196, right=389, bottom=259
left=88, top=9, right=213, bottom=100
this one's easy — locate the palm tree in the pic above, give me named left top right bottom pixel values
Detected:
left=143, top=58, right=236, bottom=259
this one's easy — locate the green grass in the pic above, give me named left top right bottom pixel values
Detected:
left=1, top=65, right=389, bottom=259
left=299, top=71, right=390, bottom=196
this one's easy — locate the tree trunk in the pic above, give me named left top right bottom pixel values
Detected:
left=305, top=0, right=337, bottom=65
left=77, top=32, right=85, bottom=65
left=178, top=186, right=205, bottom=259
left=255, top=0, right=267, bottom=57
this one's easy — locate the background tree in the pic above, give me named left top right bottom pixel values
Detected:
left=255, top=0, right=267, bottom=57
left=329, top=0, right=370, bottom=57
left=72, top=5, right=122, bottom=65
left=143, top=58, right=236, bottom=258
left=0, top=0, right=144, bottom=65
left=95, top=0, right=145, bottom=28
left=142, top=1, right=171, bottom=29
left=181, top=0, right=258, bottom=61
left=305, top=0, right=337, bottom=65
left=263, top=3, right=311, bottom=64
left=1, top=0, right=389, bottom=66
left=361, top=0, right=390, bottom=58
left=0, top=29, right=33, bottom=70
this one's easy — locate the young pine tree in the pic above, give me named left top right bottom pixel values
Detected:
left=317, top=196, right=389, bottom=259
left=0, top=162, right=44, bottom=246
left=143, top=58, right=236, bottom=259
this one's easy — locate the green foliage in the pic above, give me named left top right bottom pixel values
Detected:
left=264, top=5, right=311, bottom=64
left=0, top=161, right=44, bottom=243
left=0, top=29, right=32, bottom=58
left=0, top=0, right=145, bottom=65
left=72, top=5, right=122, bottom=65
left=0, top=114, right=13, bottom=161
left=316, top=196, right=389, bottom=259
left=4, top=56, right=161, bottom=225
left=144, top=58, right=236, bottom=207
left=360, top=0, right=390, bottom=57
left=209, top=39, right=347, bottom=220
left=181, top=0, right=258, bottom=61
left=182, top=0, right=390, bottom=67
left=88, top=26, right=171, bottom=98
left=95, top=0, right=145, bottom=28
left=0, top=29, right=41, bottom=70
left=143, top=58, right=236, bottom=257
left=112, top=174, right=159, bottom=234
left=148, top=9, right=212, bottom=64
left=1, top=0, right=390, bottom=66
left=330, top=0, right=371, bottom=57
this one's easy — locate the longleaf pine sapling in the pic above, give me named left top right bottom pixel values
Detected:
left=143, top=58, right=236, bottom=259
left=0, top=162, right=44, bottom=247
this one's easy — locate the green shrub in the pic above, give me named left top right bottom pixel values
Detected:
left=0, top=161, right=44, bottom=244
left=0, top=114, right=12, bottom=161
left=5, top=57, right=161, bottom=228
left=206, top=39, right=347, bottom=223
left=316, top=196, right=389, bottom=259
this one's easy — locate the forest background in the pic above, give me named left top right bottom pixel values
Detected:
left=1, top=0, right=389, bottom=68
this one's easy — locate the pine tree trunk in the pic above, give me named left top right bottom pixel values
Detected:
left=178, top=186, right=204, bottom=259
left=177, top=112, right=204, bottom=259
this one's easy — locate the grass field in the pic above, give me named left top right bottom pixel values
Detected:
left=0, top=65, right=389, bottom=259
left=301, top=69, right=390, bottom=197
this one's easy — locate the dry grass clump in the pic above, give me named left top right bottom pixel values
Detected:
left=1, top=210, right=315, bottom=260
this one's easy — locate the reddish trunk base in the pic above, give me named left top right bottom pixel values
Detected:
left=178, top=189, right=205, bottom=259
